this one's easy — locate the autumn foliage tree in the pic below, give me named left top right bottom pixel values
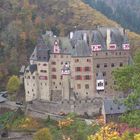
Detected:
left=6, top=75, right=20, bottom=93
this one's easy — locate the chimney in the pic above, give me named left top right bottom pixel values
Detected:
left=83, top=33, right=87, bottom=42
left=70, top=32, right=74, bottom=39
left=106, top=29, right=111, bottom=49
left=118, top=28, right=125, bottom=35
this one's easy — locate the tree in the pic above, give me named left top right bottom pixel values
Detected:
left=113, top=51, right=140, bottom=107
left=6, top=75, right=20, bottom=93
left=113, top=51, right=140, bottom=127
left=112, top=66, right=133, bottom=93
left=33, top=128, right=52, bottom=140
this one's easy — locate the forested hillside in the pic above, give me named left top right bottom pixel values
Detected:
left=0, top=0, right=140, bottom=89
left=83, top=0, right=140, bottom=33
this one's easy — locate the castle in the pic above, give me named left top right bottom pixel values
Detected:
left=23, top=27, right=130, bottom=102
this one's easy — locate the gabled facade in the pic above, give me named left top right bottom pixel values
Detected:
left=23, top=27, right=130, bottom=102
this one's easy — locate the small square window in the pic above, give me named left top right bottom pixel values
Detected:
left=97, top=64, right=100, bottom=68
left=111, top=63, right=115, bottom=67
left=75, top=75, right=82, bottom=80
left=52, top=75, right=57, bottom=79
left=120, top=63, right=123, bottom=67
left=84, top=75, right=91, bottom=80
left=52, top=68, right=56, bottom=72
left=104, top=63, right=107, bottom=68
left=98, top=82, right=103, bottom=87
left=52, top=61, right=56, bottom=65
left=85, top=84, right=89, bottom=89
left=103, top=72, right=106, bottom=76
left=75, top=59, right=79, bottom=63
left=75, top=67, right=82, bottom=72
left=84, top=67, right=91, bottom=72
left=77, top=84, right=81, bottom=89
left=87, top=59, right=91, bottom=62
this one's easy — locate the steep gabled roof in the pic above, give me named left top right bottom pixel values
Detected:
left=30, top=28, right=130, bottom=60
left=103, top=99, right=126, bottom=115
left=30, top=36, right=50, bottom=62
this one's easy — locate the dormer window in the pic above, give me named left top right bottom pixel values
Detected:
left=96, top=79, right=104, bottom=91
left=123, top=44, right=130, bottom=50
left=54, top=40, right=60, bottom=53
left=108, top=44, right=117, bottom=50
left=91, top=45, right=102, bottom=52
left=54, top=41, right=58, bottom=46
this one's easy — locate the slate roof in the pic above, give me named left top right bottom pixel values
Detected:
left=96, top=72, right=104, bottom=80
left=30, top=27, right=129, bottom=61
left=29, top=64, right=37, bottom=74
left=25, top=64, right=37, bottom=74
left=103, top=99, right=140, bottom=115
left=0, top=96, right=7, bottom=103
left=102, top=99, right=126, bottom=115
left=72, top=40, right=91, bottom=57
left=30, top=36, right=50, bottom=62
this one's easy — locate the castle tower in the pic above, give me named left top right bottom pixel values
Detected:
left=54, top=40, right=60, bottom=53
left=106, top=29, right=111, bottom=49
left=61, top=62, right=71, bottom=100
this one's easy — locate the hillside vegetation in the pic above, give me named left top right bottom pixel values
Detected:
left=83, top=0, right=140, bottom=34
left=0, top=0, right=140, bottom=89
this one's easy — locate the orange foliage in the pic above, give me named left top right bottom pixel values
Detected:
left=58, top=118, right=74, bottom=129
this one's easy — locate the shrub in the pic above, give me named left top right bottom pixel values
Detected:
left=33, top=128, right=52, bottom=140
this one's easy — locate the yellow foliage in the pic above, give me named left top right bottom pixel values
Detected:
left=58, top=118, right=74, bottom=129
left=88, top=124, right=140, bottom=140
left=88, top=123, right=119, bottom=140
left=134, top=134, right=140, bottom=140
left=18, top=117, right=41, bottom=129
